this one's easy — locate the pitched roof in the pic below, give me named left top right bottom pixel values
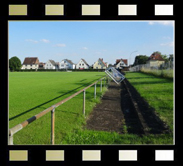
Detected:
left=116, top=59, right=128, bottom=65
left=39, top=62, right=45, bottom=66
left=23, top=57, right=39, bottom=64
left=148, top=53, right=165, bottom=61
left=81, top=58, right=89, bottom=66
left=49, top=60, right=57, bottom=66
left=65, top=59, right=74, bottom=65
left=99, top=58, right=107, bottom=66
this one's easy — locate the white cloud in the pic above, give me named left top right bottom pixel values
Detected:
left=160, top=41, right=174, bottom=47
left=25, top=39, right=38, bottom=43
left=55, top=43, right=66, bottom=47
left=40, top=39, right=50, bottom=43
left=82, top=47, right=88, bottom=50
left=148, top=21, right=174, bottom=26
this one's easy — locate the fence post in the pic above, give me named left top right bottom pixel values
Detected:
left=94, top=83, right=96, bottom=99
left=51, top=107, right=55, bottom=145
left=9, top=130, right=13, bottom=145
left=83, top=89, right=85, bottom=116
left=100, top=79, right=102, bottom=92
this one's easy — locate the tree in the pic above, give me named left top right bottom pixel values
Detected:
left=9, top=56, right=22, bottom=71
left=169, top=54, right=173, bottom=61
left=161, top=54, right=169, bottom=62
left=133, top=55, right=149, bottom=66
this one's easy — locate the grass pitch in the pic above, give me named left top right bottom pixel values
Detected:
left=9, top=71, right=174, bottom=145
left=9, top=72, right=106, bottom=144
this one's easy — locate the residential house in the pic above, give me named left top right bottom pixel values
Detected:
left=38, top=62, right=45, bottom=69
left=21, top=57, right=39, bottom=69
left=45, top=60, right=59, bottom=69
left=115, top=59, right=128, bottom=69
left=93, top=58, right=107, bottom=69
left=59, top=59, right=75, bottom=69
left=146, top=52, right=165, bottom=68
left=76, top=59, right=90, bottom=69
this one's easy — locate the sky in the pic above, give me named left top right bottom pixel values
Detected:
left=9, top=21, right=174, bottom=65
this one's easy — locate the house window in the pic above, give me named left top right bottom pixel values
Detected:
left=82, top=64, right=84, bottom=66
left=79, top=64, right=81, bottom=66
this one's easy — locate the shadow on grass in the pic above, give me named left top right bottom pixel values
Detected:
left=120, top=80, right=171, bottom=135
left=9, top=78, right=101, bottom=121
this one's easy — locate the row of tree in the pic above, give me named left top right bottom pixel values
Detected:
left=132, top=51, right=173, bottom=66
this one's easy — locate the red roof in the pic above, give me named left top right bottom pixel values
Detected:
left=99, top=58, right=107, bottom=66
left=148, top=53, right=164, bottom=61
left=116, top=59, right=128, bottom=65
left=23, top=57, right=39, bottom=64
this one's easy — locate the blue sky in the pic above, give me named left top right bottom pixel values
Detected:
left=9, top=21, right=174, bottom=65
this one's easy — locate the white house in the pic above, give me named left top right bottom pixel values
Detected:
left=76, top=59, right=90, bottom=69
left=21, top=57, right=39, bottom=70
left=93, top=58, right=107, bottom=69
left=115, top=59, right=128, bottom=69
left=45, top=60, right=59, bottom=69
left=59, top=59, right=75, bottom=69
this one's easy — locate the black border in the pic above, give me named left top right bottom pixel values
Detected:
left=1, top=0, right=181, bottom=166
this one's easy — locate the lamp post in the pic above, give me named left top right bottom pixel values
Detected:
left=129, top=50, right=138, bottom=70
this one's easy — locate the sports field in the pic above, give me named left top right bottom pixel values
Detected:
left=9, top=72, right=106, bottom=144
left=9, top=71, right=174, bottom=145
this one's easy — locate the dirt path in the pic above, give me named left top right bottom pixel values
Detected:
left=86, top=79, right=170, bottom=135
left=86, top=81, right=124, bottom=134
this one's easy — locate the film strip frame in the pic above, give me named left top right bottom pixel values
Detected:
left=1, top=0, right=180, bottom=165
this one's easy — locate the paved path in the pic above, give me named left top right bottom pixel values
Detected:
left=86, top=81, right=124, bottom=134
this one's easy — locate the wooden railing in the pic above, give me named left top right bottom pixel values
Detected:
left=9, top=76, right=108, bottom=145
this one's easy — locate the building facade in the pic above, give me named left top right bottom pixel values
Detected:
left=93, top=58, right=107, bottom=69
left=21, top=57, right=39, bottom=69
left=146, top=52, right=165, bottom=68
left=76, top=59, right=90, bottom=69
left=45, top=60, right=59, bottom=69
left=59, top=59, right=75, bottom=69
left=115, top=59, right=128, bottom=69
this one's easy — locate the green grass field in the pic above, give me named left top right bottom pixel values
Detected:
left=125, top=72, right=174, bottom=132
left=9, top=72, right=106, bottom=144
left=9, top=71, right=174, bottom=145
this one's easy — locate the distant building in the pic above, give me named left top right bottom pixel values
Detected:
left=45, top=60, right=59, bottom=69
left=38, top=62, right=45, bottom=69
left=21, top=57, right=39, bottom=69
left=76, top=59, right=90, bottom=69
left=115, top=59, right=128, bottom=69
left=59, top=59, right=75, bottom=69
left=147, top=52, right=165, bottom=68
left=93, top=58, right=107, bottom=69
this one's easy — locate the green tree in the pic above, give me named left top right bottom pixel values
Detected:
left=161, top=54, right=169, bottom=62
left=133, top=55, right=149, bottom=66
left=168, top=54, right=173, bottom=61
left=9, top=56, right=22, bottom=71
